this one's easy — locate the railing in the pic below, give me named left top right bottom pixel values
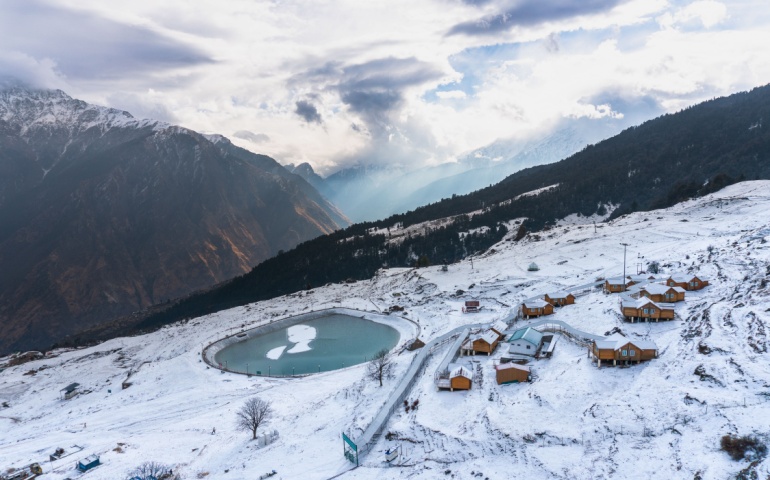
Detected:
left=352, top=323, right=484, bottom=459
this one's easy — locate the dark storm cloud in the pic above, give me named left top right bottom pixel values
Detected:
left=290, top=57, right=443, bottom=134
left=0, top=0, right=212, bottom=81
left=340, top=90, right=403, bottom=114
left=294, top=100, right=323, bottom=124
left=233, top=130, right=271, bottom=143
left=336, top=57, right=443, bottom=122
left=447, top=0, right=626, bottom=36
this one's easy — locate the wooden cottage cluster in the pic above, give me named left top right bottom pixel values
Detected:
left=520, top=291, right=576, bottom=318
left=602, top=272, right=710, bottom=322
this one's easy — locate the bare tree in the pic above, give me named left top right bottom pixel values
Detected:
left=366, top=348, right=395, bottom=387
left=236, top=397, right=273, bottom=440
left=125, top=461, right=179, bottom=480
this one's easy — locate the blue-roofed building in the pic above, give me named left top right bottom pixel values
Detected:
left=507, top=327, right=544, bottom=357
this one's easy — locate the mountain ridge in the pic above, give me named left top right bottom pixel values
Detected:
left=0, top=86, right=347, bottom=354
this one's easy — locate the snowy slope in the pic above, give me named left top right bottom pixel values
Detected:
left=1, top=181, right=769, bottom=480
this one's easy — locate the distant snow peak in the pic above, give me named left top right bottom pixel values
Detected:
left=203, top=133, right=229, bottom=145
left=0, top=85, right=169, bottom=137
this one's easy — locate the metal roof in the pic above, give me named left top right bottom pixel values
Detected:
left=509, top=327, right=543, bottom=346
left=61, top=383, right=80, bottom=393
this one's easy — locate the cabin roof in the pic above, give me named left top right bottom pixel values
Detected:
left=522, top=299, right=549, bottom=309
left=546, top=290, right=572, bottom=299
left=496, top=363, right=530, bottom=372
left=641, top=284, right=677, bottom=295
left=628, top=274, right=656, bottom=282
left=669, top=273, right=708, bottom=283
left=449, top=364, right=474, bottom=380
left=61, top=383, right=80, bottom=393
left=509, top=327, right=544, bottom=346
left=621, top=297, right=664, bottom=309
left=468, top=329, right=498, bottom=345
left=605, top=276, right=626, bottom=286
left=491, top=320, right=508, bottom=333
left=594, top=333, right=657, bottom=351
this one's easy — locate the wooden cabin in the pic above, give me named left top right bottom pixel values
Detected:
left=448, top=364, right=473, bottom=391
left=521, top=299, right=553, bottom=318
left=461, top=330, right=499, bottom=356
left=490, top=320, right=508, bottom=339
left=496, top=363, right=531, bottom=384
left=463, top=300, right=481, bottom=313
left=638, top=284, right=685, bottom=303
left=666, top=274, right=709, bottom=291
left=603, top=277, right=627, bottom=293
left=590, top=334, right=658, bottom=367
left=621, top=298, right=675, bottom=322
left=544, top=291, right=575, bottom=307
left=507, top=327, right=544, bottom=357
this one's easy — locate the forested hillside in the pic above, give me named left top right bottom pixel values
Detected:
left=66, top=84, right=770, bottom=346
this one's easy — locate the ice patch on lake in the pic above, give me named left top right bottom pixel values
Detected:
left=286, top=324, right=316, bottom=354
left=266, top=346, right=286, bottom=360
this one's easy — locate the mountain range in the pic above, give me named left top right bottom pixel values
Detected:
left=0, top=86, right=347, bottom=354
left=127, top=83, right=770, bottom=338
left=287, top=116, right=629, bottom=222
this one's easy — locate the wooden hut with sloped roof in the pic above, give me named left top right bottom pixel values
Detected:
left=666, top=273, right=709, bottom=291
left=590, top=334, right=658, bottom=367
left=621, top=298, right=675, bottom=322
left=638, top=284, right=686, bottom=303
left=544, top=291, right=575, bottom=307
left=521, top=299, right=553, bottom=318
left=496, top=362, right=531, bottom=384
left=461, top=329, right=499, bottom=356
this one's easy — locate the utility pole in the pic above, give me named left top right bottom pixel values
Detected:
left=620, top=243, right=630, bottom=291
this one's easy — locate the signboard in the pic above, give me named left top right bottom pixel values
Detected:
left=342, top=433, right=358, bottom=466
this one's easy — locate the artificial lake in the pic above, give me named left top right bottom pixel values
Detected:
left=214, top=313, right=401, bottom=375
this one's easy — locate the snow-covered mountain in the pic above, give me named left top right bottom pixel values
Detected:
left=0, top=85, right=347, bottom=354
left=2, top=181, right=767, bottom=479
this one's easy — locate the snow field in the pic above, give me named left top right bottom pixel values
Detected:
left=1, top=181, right=769, bottom=479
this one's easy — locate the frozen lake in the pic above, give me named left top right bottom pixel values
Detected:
left=214, top=313, right=401, bottom=375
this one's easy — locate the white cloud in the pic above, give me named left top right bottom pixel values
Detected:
left=2, top=0, right=769, bottom=173
left=658, top=1, right=728, bottom=30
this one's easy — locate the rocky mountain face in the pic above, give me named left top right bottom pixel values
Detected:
left=0, top=87, right=347, bottom=354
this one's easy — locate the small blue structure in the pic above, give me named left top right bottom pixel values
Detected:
left=77, top=454, right=100, bottom=472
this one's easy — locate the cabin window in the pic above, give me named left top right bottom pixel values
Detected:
left=630, top=349, right=636, bottom=356
left=622, top=349, right=628, bottom=356
left=526, top=345, right=531, bottom=349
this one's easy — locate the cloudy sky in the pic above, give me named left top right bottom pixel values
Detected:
left=2, top=0, right=770, bottom=174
